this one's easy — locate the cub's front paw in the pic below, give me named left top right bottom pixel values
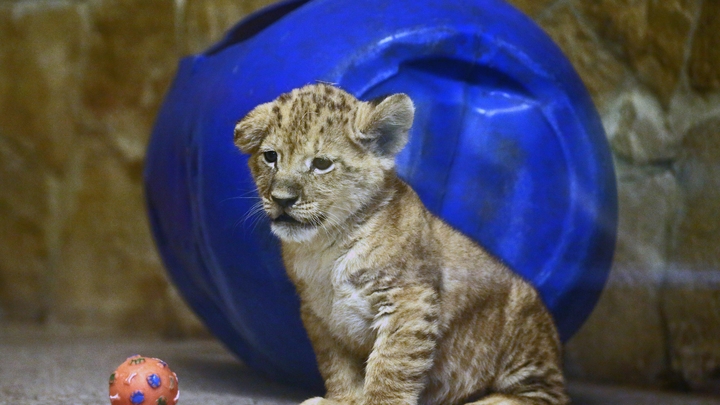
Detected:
left=300, top=397, right=341, bottom=405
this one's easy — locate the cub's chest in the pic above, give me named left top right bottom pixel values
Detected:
left=289, top=248, right=376, bottom=349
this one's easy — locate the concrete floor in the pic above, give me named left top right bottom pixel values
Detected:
left=1, top=325, right=719, bottom=405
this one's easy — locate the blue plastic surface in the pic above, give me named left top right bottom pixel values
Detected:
left=145, top=0, right=617, bottom=390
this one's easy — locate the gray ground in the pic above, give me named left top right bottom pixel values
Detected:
left=1, top=325, right=719, bottom=405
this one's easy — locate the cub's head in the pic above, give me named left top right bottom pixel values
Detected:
left=234, top=83, right=414, bottom=242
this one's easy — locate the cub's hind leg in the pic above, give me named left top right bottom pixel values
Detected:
left=300, top=398, right=342, bottom=405
left=465, top=363, right=568, bottom=405
left=465, top=281, right=568, bottom=405
left=465, top=392, right=563, bottom=405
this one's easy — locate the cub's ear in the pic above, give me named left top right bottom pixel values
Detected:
left=234, top=102, right=274, bottom=154
left=354, top=93, right=414, bottom=157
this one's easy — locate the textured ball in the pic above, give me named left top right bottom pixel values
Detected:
left=109, top=355, right=179, bottom=405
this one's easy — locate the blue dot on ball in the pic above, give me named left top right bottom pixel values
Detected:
left=130, top=390, right=145, bottom=404
left=146, top=373, right=162, bottom=389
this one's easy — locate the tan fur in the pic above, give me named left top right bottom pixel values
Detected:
left=234, top=83, right=568, bottom=405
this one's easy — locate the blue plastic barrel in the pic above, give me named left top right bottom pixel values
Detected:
left=145, top=0, right=617, bottom=390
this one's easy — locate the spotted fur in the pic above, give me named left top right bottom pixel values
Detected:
left=234, top=83, right=568, bottom=405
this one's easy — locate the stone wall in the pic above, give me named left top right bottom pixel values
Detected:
left=0, top=0, right=279, bottom=336
left=516, top=0, right=720, bottom=394
left=0, top=0, right=718, bottom=394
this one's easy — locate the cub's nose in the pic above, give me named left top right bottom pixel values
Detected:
left=271, top=194, right=298, bottom=209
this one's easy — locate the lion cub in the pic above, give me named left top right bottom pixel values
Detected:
left=234, top=83, right=567, bottom=405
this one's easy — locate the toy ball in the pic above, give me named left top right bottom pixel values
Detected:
left=109, top=355, right=179, bottom=405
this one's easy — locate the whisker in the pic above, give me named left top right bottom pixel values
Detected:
left=233, top=200, right=269, bottom=235
left=221, top=188, right=261, bottom=204
left=223, top=195, right=262, bottom=201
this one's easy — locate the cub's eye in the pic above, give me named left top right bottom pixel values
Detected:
left=312, top=157, right=334, bottom=172
left=263, top=151, right=277, bottom=164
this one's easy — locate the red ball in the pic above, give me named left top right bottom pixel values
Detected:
left=109, top=355, right=179, bottom=405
